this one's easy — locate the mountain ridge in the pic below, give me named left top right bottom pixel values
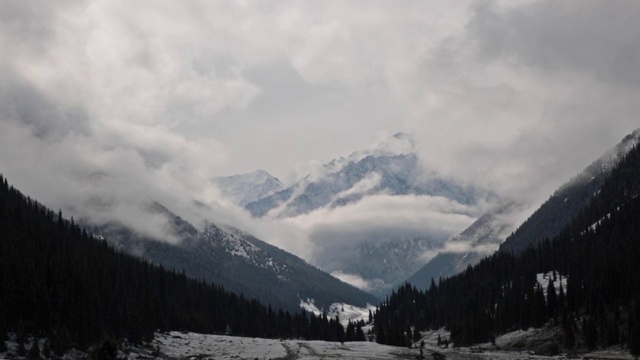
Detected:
left=212, top=169, right=285, bottom=207
left=90, top=201, right=378, bottom=313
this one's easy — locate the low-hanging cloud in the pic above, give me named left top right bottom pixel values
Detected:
left=1, top=0, right=639, bottom=292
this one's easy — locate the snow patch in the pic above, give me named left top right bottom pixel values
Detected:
left=299, top=298, right=376, bottom=327
left=536, top=271, right=567, bottom=298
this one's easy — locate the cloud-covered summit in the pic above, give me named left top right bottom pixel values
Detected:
left=1, top=0, right=639, bottom=291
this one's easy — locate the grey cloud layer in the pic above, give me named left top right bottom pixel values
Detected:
left=1, top=0, right=638, bottom=285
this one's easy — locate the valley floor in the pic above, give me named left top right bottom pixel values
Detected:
left=2, top=329, right=634, bottom=359
left=119, top=331, right=627, bottom=360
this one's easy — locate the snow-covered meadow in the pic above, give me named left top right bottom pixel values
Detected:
left=2, top=330, right=634, bottom=359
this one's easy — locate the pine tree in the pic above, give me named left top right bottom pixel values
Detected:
left=406, top=326, right=413, bottom=348
left=377, top=325, right=386, bottom=344
left=630, top=301, right=640, bottom=359
left=16, top=324, right=26, bottom=356
left=27, top=338, right=41, bottom=360
left=413, top=327, right=422, bottom=343
left=563, top=313, right=575, bottom=349
left=41, top=340, right=51, bottom=359
left=547, top=281, right=558, bottom=319
left=355, top=324, right=365, bottom=342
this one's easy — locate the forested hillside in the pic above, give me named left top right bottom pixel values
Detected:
left=499, top=130, right=639, bottom=254
left=375, top=141, right=640, bottom=355
left=0, top=176, right=362, bottom=355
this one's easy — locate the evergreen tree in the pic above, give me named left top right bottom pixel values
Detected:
left=547, top=281, right=558, bottom=319
left=630, top=302, right=640, bottom=359
left=27, top=338, right=41, bottom=360
left=405, top=326, right=413, bottom=348
left=355, top=324, right=366, bottom=342
left=413, top=327, right=422, bottom=343
left=376, top=325, right=386, bottom=344
left=41, top=340, right=51, bottom=359
left=0, top=175, right=346, bottom=351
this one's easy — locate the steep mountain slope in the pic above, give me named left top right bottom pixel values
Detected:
left=212, top=169, right=285, bottom=207
left=245, top=133, right=486, bottom=218
left=240, top=133, right=493, bottom=296
left=375, top=134, right=640, bottom=351
left=499, top=129, right=640, bottom=254
left=406, top=129, right=640, bottom=290
left=0, top=175, right=348, bottom=355
left=322, top=237, right=442, bottom=296
left=91, top=203, right=378, bottom=313
left=406, top=201, right=519, bottom=290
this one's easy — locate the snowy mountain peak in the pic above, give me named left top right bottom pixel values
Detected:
left=212, top=169, right=285, bottom=206
left=343, top=132, right=415, bottom=166
left=247, top=169, right=281, bottom=183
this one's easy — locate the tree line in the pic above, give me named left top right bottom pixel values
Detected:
left=0, top=175, right=367, bottom=356
left=375, top=142, right=640, bottom=356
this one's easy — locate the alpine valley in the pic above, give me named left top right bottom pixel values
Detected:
left=240, top=133, right=497, bottom=296
left=2, top=130, right=640, bottom=360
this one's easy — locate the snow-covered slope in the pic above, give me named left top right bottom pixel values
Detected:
left=406, top=201, right=519, bottom=290
left=245, top=133, right=488, bottom=218
left=300, top=298, right=376, bottom=327
left=240, top=133, right=494, bottom=296
left=137, top=331, right=419, bottom=360
left=212, top=169, right=285, bottom=206
left=92, top=202, right=378, bottom=313
left=324, top=237, right=443, bottom=296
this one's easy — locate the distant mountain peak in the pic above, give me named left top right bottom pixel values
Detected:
left=392, top=131, right=410, bottom=139
left=212, top=170, right=285, bottom=207
left=343, top=132, right=415, bottom=166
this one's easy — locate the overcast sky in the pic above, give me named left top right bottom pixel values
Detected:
left=1, top=0, right=639, bottom=276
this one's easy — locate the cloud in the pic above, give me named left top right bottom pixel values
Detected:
left=400, top=0, right=640, bottom=206
left=247, top=193, right=482, bottom=264
left=330, top=271, right=385, bottom=293
left=1, top=0, right=639, bottom=289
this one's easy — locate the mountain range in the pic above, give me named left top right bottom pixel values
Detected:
left=239, top=133, right=495, bottom=296
left=245, top=133, right=487, bottom=218
left=2, top=128, right=640, bottom=358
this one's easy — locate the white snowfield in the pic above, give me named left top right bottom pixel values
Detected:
left=299, top=298, right=376, bottom=327
left=1, top=330, right=634, bottom=359
left=119, top=330, right=617, bottom=360
left=137, top=331, right=417, bottom=360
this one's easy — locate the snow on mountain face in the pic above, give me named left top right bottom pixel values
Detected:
left=203, top=224, right=289, bottom=278
left=245, top=133, right=489, bottom=218
left=536, top=271, right=568, bottom=299
left=406, top=201, right=520, bottom=291
left=239, top=133, right=495, bottom=296
left=299, top=298, right=376, bottom=327
left=212, top=169, right=285, bottom=206
left=322, top=237, right=442, bottom=297
left=92, top=201, right=378, bottom=313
